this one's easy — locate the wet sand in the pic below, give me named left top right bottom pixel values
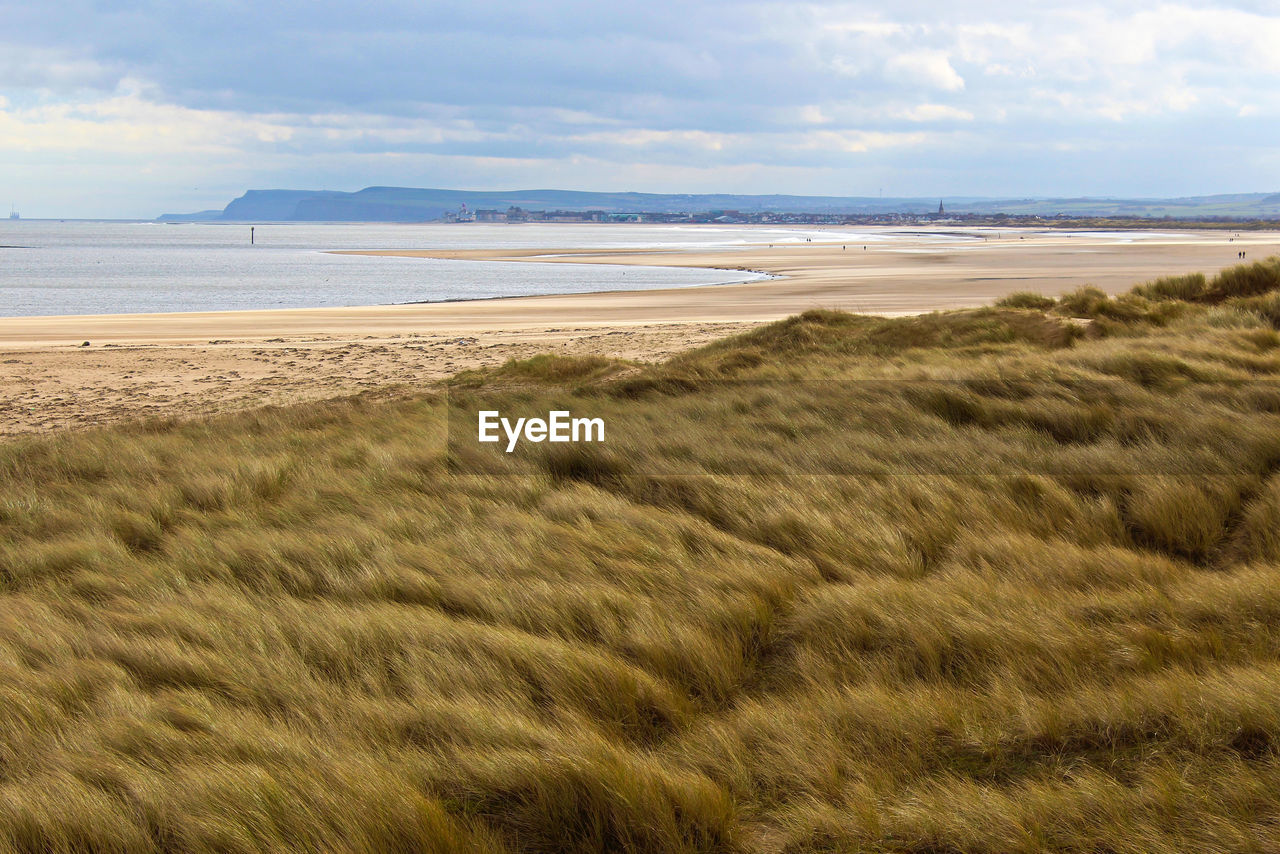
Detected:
left=338, top=227, right=1280, bottom=317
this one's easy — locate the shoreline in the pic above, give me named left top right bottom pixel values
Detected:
left=5, top=227, right=1277, bottom=349
left=4, top=226, right=1280, bottom=434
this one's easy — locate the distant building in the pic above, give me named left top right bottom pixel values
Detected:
left=474, top=209, right=503, bottom=222
left=938, top=200, right=945, bottom=216
left=542, top=210, right=604, bottom=223
left=441, top=203, right=476, bottom=223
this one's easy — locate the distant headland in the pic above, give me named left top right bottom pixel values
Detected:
left=157, top=186, right=1280, bottom=225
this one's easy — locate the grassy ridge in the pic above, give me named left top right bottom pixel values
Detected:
left=4, top=260, right=1280, bottom=852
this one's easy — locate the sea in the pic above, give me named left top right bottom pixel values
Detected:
left=0, top=220, right=910, bottom=318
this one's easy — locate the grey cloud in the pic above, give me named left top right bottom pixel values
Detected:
left=2, top=0, right=1278, bottom=217
left=9, top=2, right=1272, bottom=124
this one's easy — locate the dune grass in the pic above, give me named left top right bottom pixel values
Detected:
left=4, top=260, right=1280, bottom=851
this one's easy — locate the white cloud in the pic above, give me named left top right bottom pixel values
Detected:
left=565, top=128, right=730, bottom=151
left=0, top=90, right=292, bottom=154
left=797, top=129, right=929, bottom=154
left=894, top=103, right=974, bottom=122
left=799, top=105, right=831, bottom=125
left=1036, top=85, right=1200, bottom=122
left=885, top=51, right=965, bottom=92
left=0, top=86, right=543, bottom=156
left=822, top=20, right=906, bottom=38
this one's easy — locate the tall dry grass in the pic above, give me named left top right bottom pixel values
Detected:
left=3, top=258, right=1280, bottom=852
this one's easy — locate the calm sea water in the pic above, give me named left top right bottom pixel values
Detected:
left=0, top=221, right=906, bottom=318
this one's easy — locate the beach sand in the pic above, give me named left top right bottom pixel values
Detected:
left=3, top=227, right=1278, bottom=433
left=0, top=323, right=748, bottom=435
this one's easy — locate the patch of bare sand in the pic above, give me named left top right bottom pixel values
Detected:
left=0, top=323, right=750, bottom=435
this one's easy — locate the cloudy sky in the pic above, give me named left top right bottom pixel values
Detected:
left=3, top=0, right=1279, bottom=217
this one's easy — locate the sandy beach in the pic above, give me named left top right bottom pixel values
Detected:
left=3, top=226, right=1278, bottom=433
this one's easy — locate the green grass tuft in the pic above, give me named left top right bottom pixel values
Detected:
left=995, top=291, right=1058, bottom=310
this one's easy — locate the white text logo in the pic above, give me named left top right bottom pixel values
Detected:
left=478, top=410, right=605, bottom=452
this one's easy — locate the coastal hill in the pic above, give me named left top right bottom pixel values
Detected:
left=157, top=186, right=1280, bottom=223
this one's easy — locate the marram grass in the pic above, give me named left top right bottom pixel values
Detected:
left=4, top=260, right=1280, bottom=852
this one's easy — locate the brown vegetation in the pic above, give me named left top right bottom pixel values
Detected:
left=4, top=259, right=1280, bottom=852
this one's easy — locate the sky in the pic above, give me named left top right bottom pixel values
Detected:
left=3, top=0, right=1279, bottom=218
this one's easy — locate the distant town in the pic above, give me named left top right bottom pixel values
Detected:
left=441, top=203, right=1277, bottom=230
left=443, top=203, right=875, bottom=225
